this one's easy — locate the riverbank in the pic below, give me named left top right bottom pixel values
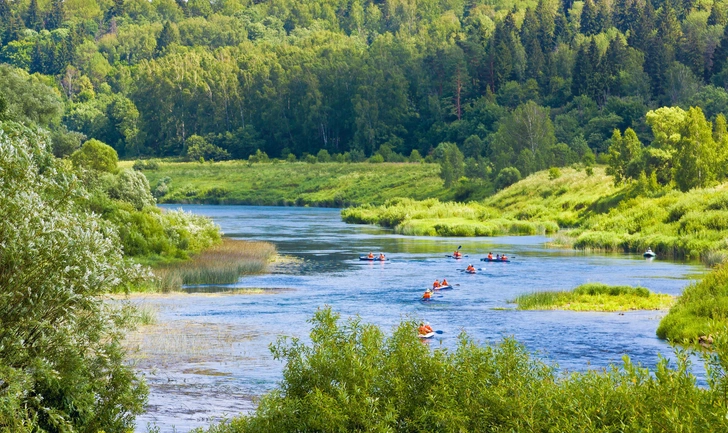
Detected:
left=343, top=167, right=728, bottom=261
left=129, top=160, right=450, bottom=207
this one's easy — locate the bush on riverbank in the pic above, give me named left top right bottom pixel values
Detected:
left=657, top=264, right=728, bottom=343
left=152, top=239, right=276, bottom=292
left=132, top=160, right=451, bottom=207
left=197, top=308, right=728, bottom=433
left=513, top=283, right=674, bottom=312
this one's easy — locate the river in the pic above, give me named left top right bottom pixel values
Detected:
left=133, top=205, right=703, bottom=432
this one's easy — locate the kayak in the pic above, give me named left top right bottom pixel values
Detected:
left=360, top=256, right=387, bottom=261
left=434, top=284, right=453, bottom=290
left=480, top=258, right=510, bottom=263
left=643, top=251, right=656, bottom=258
left=418, top=332, right=435, bottom=339
left=465, top=270, right=476, bottom=274
left=447, top=255, right=466, bottom=259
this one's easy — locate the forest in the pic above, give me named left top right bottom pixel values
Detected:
left=2, top=0, right=728, bottom=184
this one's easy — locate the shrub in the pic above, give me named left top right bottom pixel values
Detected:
left=108, top=168, right=156, bottom=210
left=0, top=124, right=147, bottom=431
left=198, top=308, right=728, bottom=433
left=494, top=166, right=521, bottom=190
left=369, top=153, right=384, bottom=163
left=317, top=149, right=331, bottom=162
left=186, top=135, right=230, bottom=162
left=71, top=138, right=118, bottom=172
left=548, top=166, right=562, bottom=179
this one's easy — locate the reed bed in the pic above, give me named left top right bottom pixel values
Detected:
left=512, top=283, right=674, bottom=312
left=152, top=239, right=276, bottom=292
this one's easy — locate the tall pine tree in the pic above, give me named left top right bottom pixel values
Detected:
left=25, top=0, right=43, bottom=31
left=47, top=0, right=65, bottom=30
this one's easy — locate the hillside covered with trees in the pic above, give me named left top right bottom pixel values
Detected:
left=2, top=0, right=728, bottom=185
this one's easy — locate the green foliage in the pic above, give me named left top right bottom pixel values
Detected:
left=548, top=166, right=561, bottom=180
left=186, top=134, right=230, bottom=162
left=494, top=166, right=521, bottom=190
left=198, top=308, right=728, bottom=433
left=71, top=138, right=119, bottom=172
left=658, top=263, right=728, bottom=342
left=434, top=142, right=464, bottom=187
left=0, top=122, right=147, bottom=431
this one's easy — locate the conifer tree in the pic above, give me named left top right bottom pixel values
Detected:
left=580, top=0, right=599, bottom=35
left=708, top=2, right=726, bottom=26
left=156, top=21, right=180, bottom=55
left=47, top=0, right=65, bottom=30
left=25, top=0, right=43, bottom=31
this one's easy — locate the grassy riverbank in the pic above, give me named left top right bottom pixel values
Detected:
left=131, top=160, right=449, bottom=207
left=513, top=283, right=674, bottom=312
left=343, top=167, right=728, bottom=260
left=150, top=239, right=276, bottom=292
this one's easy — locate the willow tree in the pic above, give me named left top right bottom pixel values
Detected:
left=0, top=122, right=147, bottom=431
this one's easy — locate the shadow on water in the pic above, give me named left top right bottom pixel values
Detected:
left=137, top=205, right=706, bottom=432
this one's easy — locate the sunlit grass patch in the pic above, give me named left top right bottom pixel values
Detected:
left=512, top=283, right=675, bottom=312
left=151, top=238, right=276, bottom=292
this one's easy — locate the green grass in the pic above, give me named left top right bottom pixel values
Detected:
left=129, top=160, right=450, bottom=207
left=343, top=166, right=728, bottom=260
left=151, top=239, right=276, bottom=292
left=657, top=263, right=728, bottom=343
left=512, top=283, right=675, bottom=312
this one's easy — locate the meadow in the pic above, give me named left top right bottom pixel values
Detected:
left=512, top=283, right=675, bottom=312
left=130, top=160, right=450, bottom=207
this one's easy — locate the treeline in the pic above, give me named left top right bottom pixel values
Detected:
left=2, top=0, right=728, bottom=182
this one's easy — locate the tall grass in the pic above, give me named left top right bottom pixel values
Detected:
left=657, top=263, right=728, bottom=343
left=512, top=283, right=674, bottom=312
left=152, top=239, right=276, bottom=292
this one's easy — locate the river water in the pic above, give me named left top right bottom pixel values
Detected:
left=134, top=205, right=703, bottom=432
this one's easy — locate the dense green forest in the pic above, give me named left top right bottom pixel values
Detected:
left=2, top=0, right=728, bottom=183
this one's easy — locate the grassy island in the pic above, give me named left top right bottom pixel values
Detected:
left=512, top=283, right=675, bottom=312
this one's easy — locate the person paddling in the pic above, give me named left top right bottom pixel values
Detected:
left=453, top=250, right=462, bottom=258
left=501, top=254, right=508, bottom=261
left=441, top=278, right=449, bottom=287
left=419, top=322, right=433, bottom=335
left=368, top=252, right=374, bottom=259
left=379, top=253, right=386, bottom=260
left=466, top=264, right=475, bottom=273
left=433, top=279, right=440, bottom=289
left=487, top=252, right=493, bottom=260
left=422, top=289, right=432, bottom=300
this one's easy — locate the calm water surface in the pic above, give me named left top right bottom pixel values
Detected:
left=135, top=205, right=703, bottom=432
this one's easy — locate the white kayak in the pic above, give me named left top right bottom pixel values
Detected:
left=418, top=332, right=435, bottom=339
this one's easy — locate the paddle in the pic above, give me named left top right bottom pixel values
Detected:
left=435, top=330, right=444, bottom=334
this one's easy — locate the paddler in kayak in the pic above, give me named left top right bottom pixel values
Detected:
left=453, top=250, right=462, bottom=258
left=418, top=322, right=433, bottom=335
left=433, top=279, right=440, bottom=289
left=501, top=254, right=508, bottom=261
left=487, top=252, right=493, bottom=260
left=441, top=278, right=449, bottom=287
left=466, top=264, right=476, bottom=273
left=422, top=289, right=432, bottom=300
left=368, top=252, right=374, bottom=259
left=379, top=253, right=386, bottom=260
